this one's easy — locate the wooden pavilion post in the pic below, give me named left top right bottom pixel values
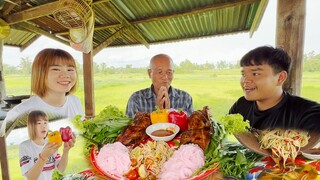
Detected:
left=0, top=40, right=10, bottom=180
left=0, top=136, right=10, bottom=180
left=0, top=40, right=6, bottom=102
left=83, top=51, right=95, bottom=118
left=276, top=0, right=306, bottom=95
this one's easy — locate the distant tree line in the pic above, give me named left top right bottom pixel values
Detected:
left=3, top=52, right=320, bottom=75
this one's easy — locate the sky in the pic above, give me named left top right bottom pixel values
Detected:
left=2, top=0, right=320, bottom=68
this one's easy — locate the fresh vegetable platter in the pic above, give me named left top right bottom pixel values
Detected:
left=71, top=105, right=261, bottom=179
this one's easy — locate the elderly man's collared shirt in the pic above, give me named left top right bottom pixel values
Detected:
left=126, top=85, right=193, bottom=118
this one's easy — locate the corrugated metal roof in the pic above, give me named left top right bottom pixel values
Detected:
left=1, top=0, right=268, bottom=55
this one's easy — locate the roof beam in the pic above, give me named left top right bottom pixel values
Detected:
left=106, top=2, right=149, bottom=48
left=116, top=29, right=249, bottom=47
left=2, top=2, right=16, bottom=16
left=93, top=0, right=112, bottom=5
left=93, top=27, right=126, bottom=56
left=5, top=1, right=59, bottom=25
left=20, top=35, right=40, bottom=52
left=11, top=22, right=69, bottom=46
left=54, top=23, right=120, bottom=36
left=3, top=0, right=109, bottom=25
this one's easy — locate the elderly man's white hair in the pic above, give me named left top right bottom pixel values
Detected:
left=149, top=54, right=174, bottom=69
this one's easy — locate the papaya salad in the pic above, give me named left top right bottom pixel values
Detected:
left=259, top=129, right=310, bottom=169
left=128, top=141, right=174, bottom=179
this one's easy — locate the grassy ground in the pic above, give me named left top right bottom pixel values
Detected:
left=1, top=70, right=320, bottom=179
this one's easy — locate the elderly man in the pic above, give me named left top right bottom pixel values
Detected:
left=125, top=54, right=193, bottom=118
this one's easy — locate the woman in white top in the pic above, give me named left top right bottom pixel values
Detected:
left=1, top=48, right=84, bottom=136
left=20, top=110, right=75, bottom=180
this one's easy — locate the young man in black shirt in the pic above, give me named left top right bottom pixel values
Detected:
left=229, top=46, right=320, bottom=132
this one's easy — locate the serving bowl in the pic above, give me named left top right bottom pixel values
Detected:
left=146, top=122, right=180, bottom=142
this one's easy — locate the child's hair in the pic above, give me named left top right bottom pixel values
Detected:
left=27, top=110, right=48, bottom=140
left=240, top=46, right=291, bottom=74
left=31, top=48, right=78, bottom=97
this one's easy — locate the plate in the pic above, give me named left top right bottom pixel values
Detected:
left=90, top=138, right=218, bottom=179
left=234, top=132, right=271, bottom=156
left=234, top=131, right=320, bottom=156
left=301, top=149, right=320, bottom=160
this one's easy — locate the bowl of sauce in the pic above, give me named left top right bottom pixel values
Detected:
left=146, top=123, right=180, bottom=142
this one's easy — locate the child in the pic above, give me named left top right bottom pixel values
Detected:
left=19, top=110, right=76, bottom=180
left=1, top=48, right=84, bottom=136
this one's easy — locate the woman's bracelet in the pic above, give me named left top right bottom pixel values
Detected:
left=39, top=153, right=48, bottom=162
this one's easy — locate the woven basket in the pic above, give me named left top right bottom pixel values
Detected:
left=69, top=12, right=94, bottom=44
left=70, top=13, right=94, bottom=53
left=53, top=0, right=92, bottom=29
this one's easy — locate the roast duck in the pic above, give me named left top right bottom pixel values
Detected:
left=180, top=106, right=213, bottom=150
left=117, top=106, right=213, bottom=150
left=116, top=112, right=151, bottom=147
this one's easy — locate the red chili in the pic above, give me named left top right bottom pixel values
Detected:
left=265, top=164, right=276, bottom=170
left=294, top=157, right=306, bottom=165
left=293, top=136, right=300, bottom=140
left=249, top=166, right=263, bottom=173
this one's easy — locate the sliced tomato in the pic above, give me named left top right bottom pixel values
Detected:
left=125, top=169, right=138, bottom=180
left=167, top=141, right=175, bottom=147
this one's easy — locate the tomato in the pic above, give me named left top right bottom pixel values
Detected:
left=167, top=139, right=180, bottom=149
left=125, top=169, right=138, bottom=180
left=167, top=141, right=175, bottom=147
left=59, top=126, right=73, bottom=142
